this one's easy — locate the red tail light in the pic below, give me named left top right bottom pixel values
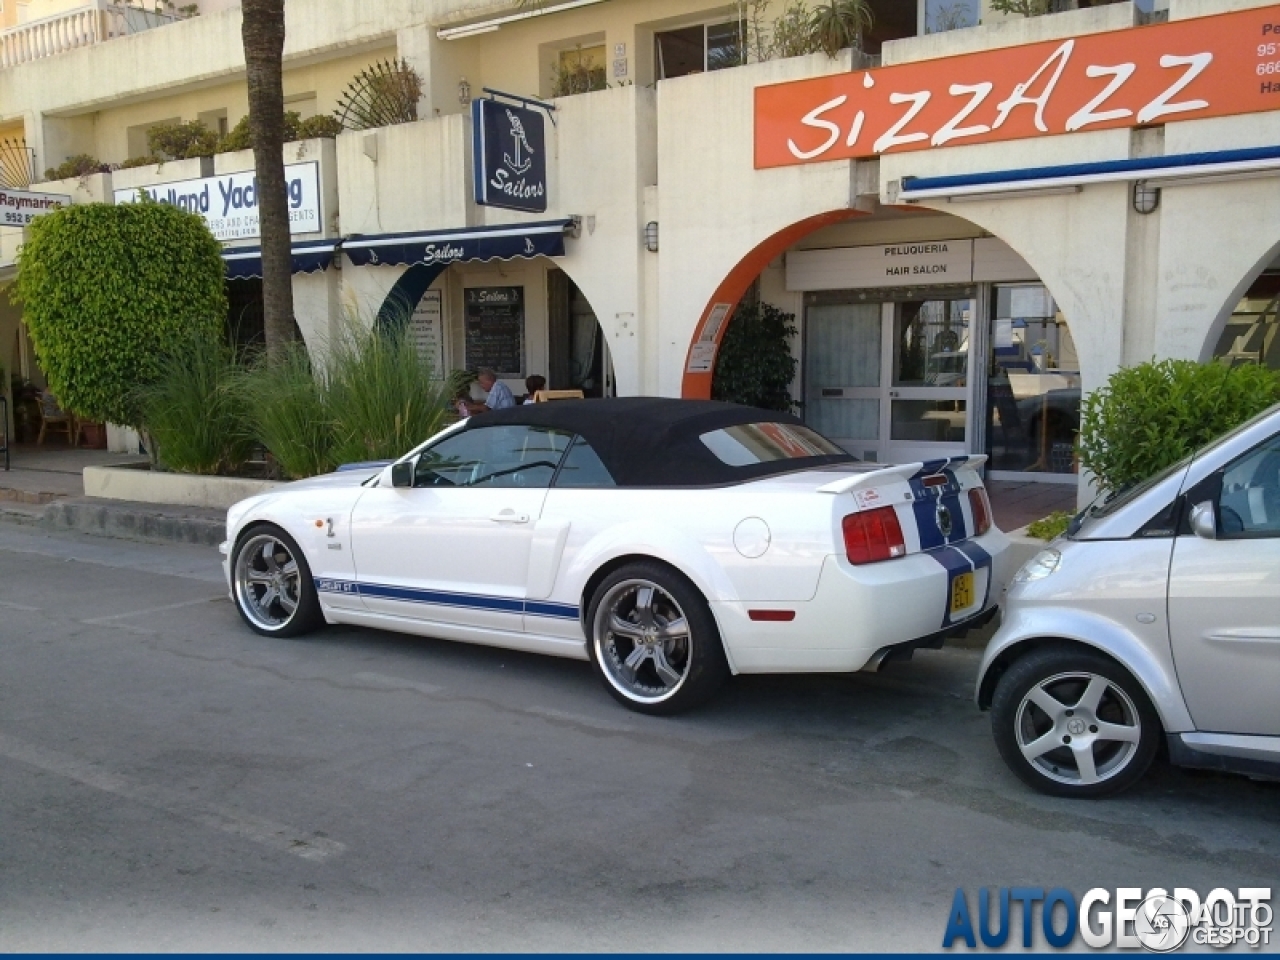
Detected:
left=843, top=507, right=906, bottom=565
left=968, top=487, right=992, bottom=536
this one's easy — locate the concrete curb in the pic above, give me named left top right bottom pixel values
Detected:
left=40, top=498, right=224, bottom=547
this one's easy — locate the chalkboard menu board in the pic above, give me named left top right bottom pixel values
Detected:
left=464, top=286, right=524, bottom=376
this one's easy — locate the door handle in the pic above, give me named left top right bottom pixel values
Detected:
left=489, top=510, right=530, bottom=524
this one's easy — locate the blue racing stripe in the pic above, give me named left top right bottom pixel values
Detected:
left=314, top=578, right=581, bottom=620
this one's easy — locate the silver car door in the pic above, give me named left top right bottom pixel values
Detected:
left=1168, top=432, right=1280, bottom=735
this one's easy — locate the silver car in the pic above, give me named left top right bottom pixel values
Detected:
left=977, top=403, right=1280, bottom=797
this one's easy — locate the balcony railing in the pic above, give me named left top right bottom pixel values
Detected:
left=0, top=0, right=179, bottom=69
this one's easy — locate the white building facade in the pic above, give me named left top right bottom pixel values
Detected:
left=1, top=0, right=1278, bottom=497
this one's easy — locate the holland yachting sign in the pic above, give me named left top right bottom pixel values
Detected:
left=473, top=98, right=548, bottom=213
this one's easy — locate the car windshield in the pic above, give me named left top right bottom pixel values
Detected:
left=699, top=422, right=851, bottom=466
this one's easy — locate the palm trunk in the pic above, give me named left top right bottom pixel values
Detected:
left=242, top=0, right=299, bottom=355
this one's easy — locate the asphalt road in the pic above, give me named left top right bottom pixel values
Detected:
left=0, top=523, right=1276, bottom=952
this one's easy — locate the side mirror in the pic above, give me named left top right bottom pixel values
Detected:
left=390, top=460, right=414, bottom=488
left=1189, top=500, right=1217, bottom=540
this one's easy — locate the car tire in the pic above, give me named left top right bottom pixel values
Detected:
left=586, top=561, right=729, bottom=715
left=991, top=645, right=1161, bottom=798
left=231, top=523, right=325, bottom=638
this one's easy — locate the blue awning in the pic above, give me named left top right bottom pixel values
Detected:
left=222, top=238, right=340, bottom=280
left=342, top=219, right=574, bottom=269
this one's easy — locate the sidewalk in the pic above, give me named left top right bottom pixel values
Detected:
left=0, top=443, right=149, bottom=503
left=986, top=479, right=1078, bottom=532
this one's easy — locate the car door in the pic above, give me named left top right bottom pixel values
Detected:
left=1168, top=431, right=1280, bottom=735
left=348, top=424, right=572, bottom=632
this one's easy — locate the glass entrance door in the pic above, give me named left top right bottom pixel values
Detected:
left=804, top=302, right=882, bottom=460
left=885, top=297, right=972, bottom=464
left=804, top=295, right=973, bottom=464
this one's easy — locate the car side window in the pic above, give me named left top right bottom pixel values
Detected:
left=414, top=425, right=572, bottom=489
left=554, top=436, right=616, bottom=488
left=1218, top=434, right=1280, bottom=537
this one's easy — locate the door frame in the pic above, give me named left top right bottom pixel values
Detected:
left=803, top=284, right=983, bottom=464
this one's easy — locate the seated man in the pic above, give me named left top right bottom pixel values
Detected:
left=463, top=368, right=516, bottom=414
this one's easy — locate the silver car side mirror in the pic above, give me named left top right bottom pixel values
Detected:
left=1189, top=500, right=1217, bottom=540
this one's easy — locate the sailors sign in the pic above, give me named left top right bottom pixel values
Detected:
left=473, top=98, right=548, bottom=213
left=755, top=5, right=1280, bottom=168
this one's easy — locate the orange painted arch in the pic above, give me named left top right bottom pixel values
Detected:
left=680, top=209, right=866, bottom=399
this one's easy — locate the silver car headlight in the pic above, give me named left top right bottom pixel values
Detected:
left=1014, top=548, right=1061, bottom=583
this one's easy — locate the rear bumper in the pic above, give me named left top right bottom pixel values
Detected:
left=714, top=528, right=1010, bottom=673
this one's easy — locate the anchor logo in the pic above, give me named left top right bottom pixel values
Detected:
left=503, top=108, right=534, bottom=175
left=524, top=237, right=535, bottom=255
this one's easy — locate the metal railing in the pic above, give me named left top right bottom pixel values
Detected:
left=0, top=0, right=180, bottom=69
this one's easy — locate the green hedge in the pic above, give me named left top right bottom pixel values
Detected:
left=1078, top=359, right=1280, bottom=493
left=14, top=200, right=225, bottom=429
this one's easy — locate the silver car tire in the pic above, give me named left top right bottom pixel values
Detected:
left=232, top=524, right=325, bottom=638
left=991, top=646, right=1161, bottom=798
left=585, top=561, right=729, bottom=716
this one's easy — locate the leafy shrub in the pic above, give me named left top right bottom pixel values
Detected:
left=148, top=119, right=220, bottom=159
left=218, top=111, right=343, bottom=154
left=118, top=154, right=163, bottom=169
left=807, top=0, right=874, bottom=58
left=42, top=154, right=109, bottom=181
left=13, top=199, right=225, bottom=429
left=241, top=342, right=335, bottom=480
left=1027, top=510, right=1072, bottom=541
left=139, top=331, right=254, bottom=475
left=1078, top=359, right=1280, bottom=493
left=988, top=0, right=1051, bottom=15
left=712, top=300, right=798, bottom=412
left=550, top=47, right=608, bottom=97
left=295, top=114, right=344, bottom=139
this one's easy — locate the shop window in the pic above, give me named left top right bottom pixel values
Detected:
left=1212, top=272, right=1280, bottom=369
left=985, top=285, right=1081, bottom=475
left=655, top=20, right=744, bottom=79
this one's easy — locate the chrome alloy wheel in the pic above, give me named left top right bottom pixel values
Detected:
left=234, top=533, right=303, bottom=631
left=1014, top=670, right=1142, bottom=787
left=593, top=579, right=692, bottom=703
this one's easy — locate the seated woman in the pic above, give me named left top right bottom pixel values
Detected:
left=521, top=374, right=547, bottom=404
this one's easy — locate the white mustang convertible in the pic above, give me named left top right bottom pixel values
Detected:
left=222, top=398, right=1011, bottom=714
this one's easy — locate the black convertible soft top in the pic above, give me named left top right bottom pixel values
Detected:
left=468, top=397, right=856, bottom=487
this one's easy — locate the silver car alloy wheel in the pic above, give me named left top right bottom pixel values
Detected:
left=594, top=578, right=692, bottom=704
left=234, top=533, right=303, bottom=631
left=1014, top=670, right=1142, bottom=787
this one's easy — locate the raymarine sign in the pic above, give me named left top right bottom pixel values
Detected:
left=113, top=162, right=321, bottom=241
left=0, top=189, right=72, bottom=227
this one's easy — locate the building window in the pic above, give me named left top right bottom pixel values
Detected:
left=1214, top=272, right=1280, bottom=369
left=654, top=20, right=744, bottom=79
left=923, top=0, right=978, bottom=34
left=986, top=285, right=1081, bottom=476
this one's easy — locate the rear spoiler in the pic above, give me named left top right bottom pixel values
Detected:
left=817, top=455, right=987, bottom=495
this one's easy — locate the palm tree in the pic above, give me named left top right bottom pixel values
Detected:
left=241, top=0, right=300, bottom=354
left=808, top=0, right=874, bottom=58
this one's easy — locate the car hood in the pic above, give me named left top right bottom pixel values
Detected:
left=281, top=468, right=383, bottom=491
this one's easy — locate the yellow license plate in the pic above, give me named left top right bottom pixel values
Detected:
left=950, top=572, right=975, bottom=613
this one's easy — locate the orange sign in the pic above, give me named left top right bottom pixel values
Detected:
left=755, top=5, right=1280, bottom=168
